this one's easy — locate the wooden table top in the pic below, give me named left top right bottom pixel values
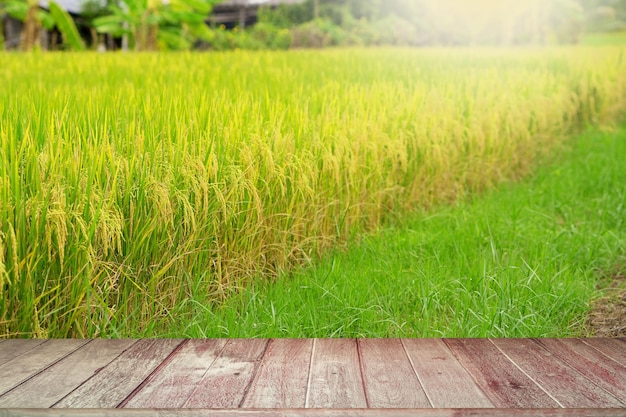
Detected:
left=0, top=338, right=624, bottom=416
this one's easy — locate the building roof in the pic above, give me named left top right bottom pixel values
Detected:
left=38, top=0, right=304, bottom=15
left=217, top=0, right=305, bottom=6
left=39, top=0, right=105, bottom=15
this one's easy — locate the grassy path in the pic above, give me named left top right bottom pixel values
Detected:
left=155, top=123, right=626, bottom=339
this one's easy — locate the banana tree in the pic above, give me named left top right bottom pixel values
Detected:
left=2, top=0, right=48, bottom=49
left=80, top=0, right=110, bottom=49
left=1, top=3, right=5, bottom=50
left=93, top=0, right=217, bottom=51
left=2, top=0, right=84, bottom=50
left=47, top=1, right=86, bottom=50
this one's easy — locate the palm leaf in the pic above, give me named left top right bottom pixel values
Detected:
left=3, top=1, right=29, bottom=21
left=48, top=0, right=85, bottom=50
left=93, top=14, right=128, bottom=35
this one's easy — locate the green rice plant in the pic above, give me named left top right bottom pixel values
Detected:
left=185, top=122, right=626, bottom=338
left=0, top=48, right=625, bottom=337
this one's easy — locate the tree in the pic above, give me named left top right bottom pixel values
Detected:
left=550, top=0, right=585, bottom=43
left=3, top=0, right=45, bottom=49
left=2, top=0, right=84, bottom=50
left=47, top=0, right=85, bottom=50
left=80, top=0, right=110, bottom=48
left=93, top=0, right=218, bottom=51
left=0, top=3, right=5, bottom=50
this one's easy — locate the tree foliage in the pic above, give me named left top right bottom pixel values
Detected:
left=93, top=0, right=218, bottom=50
left=2, top=0, right=89, bottom=49
left=48, top=0, right=85, bottom=50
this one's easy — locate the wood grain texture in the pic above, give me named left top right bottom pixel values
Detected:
left=358, top=338, right=430, bottom=408
left=583, top=338, right=626, bottom=365
left=123, top=339, right=228, bottom=408
left=402, top=339, right=494, bottom=408
left=536, top=338, right=626, bottom=403
left=3, top=409, right=626, bottom=417
left=242, top=339, right=313, bottom=408
left=491, top=339, right=623, bottom=407
left=0, top=340, right=46, bottom=366
left=53, top=339, right=184, bottom=408
left=1, top=338, right=625, bottom=413
left=0, top=339, right=135, bottom=408
left=183, top=339, right=269, bottom=408
left=444, top=339, right=559, bottom=408
left=0, top=339, right=88, bottom=396
left=306, top=339, right=367, bottom=409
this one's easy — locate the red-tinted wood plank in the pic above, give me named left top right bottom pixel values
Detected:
left=53, top=339, right=184, bottom=408
left=0, top=340, right=46, bottom=366
left=0, top=339, right=136, bottom=408
left=183, top=339, right=268, bottom=408
left=537, top=339, right=626, bottom=403
left=358, top=338, right=429, bottom=408
left=123, top=339, right=228, bottom=408
left=492, top=339, right=623, bottom=407
left=306, top=339, right=367, bottom=408
left=583, top=338, right=626, bottom=365
left=444, top=339, right=558, bottom=408
left=402, top=339, right=493, bottom=408
left=242, top=339, right=313, bottom=408
left=0, top=339, right=88, bottom=396
left=3, top=409, right=626, bottom=417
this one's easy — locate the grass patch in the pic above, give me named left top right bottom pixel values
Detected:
left=169, top=123, right=626, bottom=338
left=581, top=31, right=626, bottom=46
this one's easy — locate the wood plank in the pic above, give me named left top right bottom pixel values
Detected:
left=0, top=339, right=88, bottom=396
left=183, top=339, right=269, bottom=408
left=242, top=339, right=313, bottom=408
left=583, top=338, right=626, bottom=365
left=492, top=339, right=623, bottom=407
left=358, top=339, right=430, bottom=408
left=444, top=339, right=559, bottom=408
left=537, top=339, right=626, bottom=402
left=2, top=409, right=626, bottom=417
left=402, top=339, right=494, bottom=408
left=0, top=339, right=136, bottom=408
left=306, top=339, right=367, bottom=408
left=122, top=339, right=228, bottom=408
left=0, top=340, right=46, bottom=366
left=53, top=339, right=184, bottom=408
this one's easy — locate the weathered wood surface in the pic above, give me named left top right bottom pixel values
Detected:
left=123, top=339, right=229, bottom=408
left=0, top=340, right=88, bottom=397
left=402, top=339, right=493, bottom=408
left=358, top=338, right=429, bottom=408
left=2, top=409, right=626, bottom=417
left=242, top=339, right=313, bottom=408
left=53, top=339, right=184, bottom=408
left=0, top=340, right=135, bottom=408
left=0, top=338, right=624, bottom=416
left=0, top=340, right=46, bottom=367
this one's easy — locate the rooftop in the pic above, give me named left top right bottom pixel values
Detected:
left=39, top=0, right=305, bottom=14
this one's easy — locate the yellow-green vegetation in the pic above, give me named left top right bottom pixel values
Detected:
left=1, top=48, right=625, bottom=338
left=194, top=124, right=626, bottom=338
left=581, top=31, right=626, bottom=45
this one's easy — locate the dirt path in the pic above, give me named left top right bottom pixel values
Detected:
left=586, top=271, right=626, bottom=337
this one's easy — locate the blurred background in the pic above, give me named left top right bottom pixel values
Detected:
left=1, top=1, right=625, bottom=51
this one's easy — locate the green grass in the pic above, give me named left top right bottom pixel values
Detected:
left=581, top=31, right=626, bottom=46
left=165, top=123, right=626, bottom=338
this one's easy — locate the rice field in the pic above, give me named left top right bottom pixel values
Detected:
left=1, top=48, right=625, bottom=338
